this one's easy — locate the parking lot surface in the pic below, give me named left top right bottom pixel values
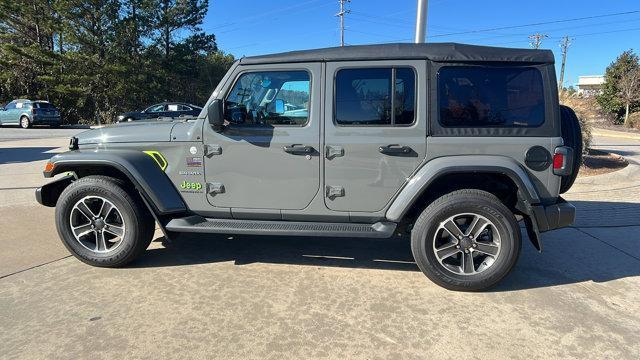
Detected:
left=1, top=131, right=639, bottom=359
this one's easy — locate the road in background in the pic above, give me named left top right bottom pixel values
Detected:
left=0, top=126, right=86, bottom=142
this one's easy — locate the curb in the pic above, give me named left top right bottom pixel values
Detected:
left=591, top=128, right=640, bottom=140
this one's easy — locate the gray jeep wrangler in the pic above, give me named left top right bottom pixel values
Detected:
left=36, top=43, right=579, bottom=291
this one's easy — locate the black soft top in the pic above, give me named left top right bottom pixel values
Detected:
left=240, top=42, right=554, bottom=65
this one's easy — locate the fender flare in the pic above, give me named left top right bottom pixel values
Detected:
left=43, top=150, right=186, bottom=215
left=386, top=155, right=541, bottom=222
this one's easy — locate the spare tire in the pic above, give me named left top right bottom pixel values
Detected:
left=559, top=105, right=582, bottom=194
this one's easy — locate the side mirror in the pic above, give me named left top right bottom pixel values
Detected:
left=207, top=99, right=224, bottom=133
left=274, top=99, right=285, bottom=114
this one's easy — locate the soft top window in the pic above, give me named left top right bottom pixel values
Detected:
left=438, top=66, right=545, bottom=128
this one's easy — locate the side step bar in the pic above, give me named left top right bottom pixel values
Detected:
left=165, top=216, right=397, bottom=238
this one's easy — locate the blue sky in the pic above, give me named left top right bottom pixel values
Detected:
left=203, top=0, right=640, bottom=87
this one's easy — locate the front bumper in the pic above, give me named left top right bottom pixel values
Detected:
left=35, top=175, right=74, bottom=207
left=530, top=197, right=576, bottom=232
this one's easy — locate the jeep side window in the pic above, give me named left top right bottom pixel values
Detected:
left=438, top=66, right=545, bottom=127
left=335, top=67, right=415, bottom=126
left=225, top=70, right=310, bottom=126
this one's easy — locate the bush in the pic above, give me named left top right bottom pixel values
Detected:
left=574, top=108, right=593, bottom=155
left=628, top=112, right=640, bottom=129
left=559, top=90, right=593, bottom=154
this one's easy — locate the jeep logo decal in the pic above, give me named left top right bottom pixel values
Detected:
left=180, top=181, right=202, bottom=190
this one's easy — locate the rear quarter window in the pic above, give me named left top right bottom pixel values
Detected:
left=438, top=66, right=545, bottom=128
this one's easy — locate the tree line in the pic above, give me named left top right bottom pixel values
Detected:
left=0, top=0, right=235, bottom=124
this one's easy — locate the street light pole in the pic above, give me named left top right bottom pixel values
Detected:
left=414, top=0, right=428, bottom=43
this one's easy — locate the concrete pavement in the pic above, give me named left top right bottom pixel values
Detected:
left=0, top=133, right=639, bottom=359
left=0, top=126, right=86, bottom=142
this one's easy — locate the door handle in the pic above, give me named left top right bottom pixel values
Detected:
left=379, top=144, right=413, bottom=155
left=283, top=144, right=315, bottom=155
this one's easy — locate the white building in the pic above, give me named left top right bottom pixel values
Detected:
left=577, top=75, right=605, bottom=96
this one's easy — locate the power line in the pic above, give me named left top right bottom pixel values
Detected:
left=558, top=36, right=572, bottom=89
left=528, top=33, right=548, bottom=49
left=337, top=0, right=351, bottom=46
left=429, top=10, right=640, bottom=38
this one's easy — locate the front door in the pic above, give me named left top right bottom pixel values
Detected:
left=323, top=60, right=428, bottom=212
left=203, top=63, right=321, bottom=211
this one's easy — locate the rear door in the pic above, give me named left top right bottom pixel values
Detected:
left=324, top=60, right=427, bottom=212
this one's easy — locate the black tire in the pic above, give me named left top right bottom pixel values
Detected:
left=20, top=116, right=31, bottom=129
left=55, top=175, right=155, bottom=267
left=411, top=189, right=521, bottom=291
left=559, top=105, right=582, bottom=194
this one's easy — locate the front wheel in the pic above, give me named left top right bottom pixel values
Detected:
left=411, top=189, right=521, bottom=291
left=55, top=176, right=156, bottom=267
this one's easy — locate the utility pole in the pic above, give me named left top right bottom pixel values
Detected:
left=414, top=0, right=429, bottom=43
left=528, top=33, right=548, bottom=49
left=558, top=36, right=572, bottom=90
left=336, top=0, right=351, bottom=46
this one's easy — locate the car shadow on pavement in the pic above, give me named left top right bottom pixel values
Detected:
left=131, top=200, right=640, bottom=291
left=0, top=147, right=58, bottom=164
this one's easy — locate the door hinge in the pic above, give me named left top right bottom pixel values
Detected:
left=326, top=185, right=345, bottom=199
left=325, top=145, right=344, bottom=159
left=207, top=182, right=225, bottom=195
left=204, top=144, right=222, bottom=157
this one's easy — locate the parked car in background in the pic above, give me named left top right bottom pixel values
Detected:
left=117, top=102, right=202, bottom=122
left=0, top=99, right=61, bottom=128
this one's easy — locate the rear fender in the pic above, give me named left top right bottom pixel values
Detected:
left=386, top=155, right=543, bottom=250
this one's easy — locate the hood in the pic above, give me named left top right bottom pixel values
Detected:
left=77, top=121, right=177, bottom=145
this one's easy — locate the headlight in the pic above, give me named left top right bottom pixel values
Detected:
left=117, top=115, right=124, bottom=121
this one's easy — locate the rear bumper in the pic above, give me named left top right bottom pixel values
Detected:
left=530, top=197, right=576, bottom=232
left=32, top=115, right=61, bottom=125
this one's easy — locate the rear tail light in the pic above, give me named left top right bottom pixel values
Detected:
left=553, top=153, right=564, bottom=170
left=553, top=146, right=573, bottom=176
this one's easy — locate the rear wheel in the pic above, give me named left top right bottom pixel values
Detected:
left=559, top=105, right=582, bottom=193
left=55, top=176, right=155, bottom=267
left=20, top=116, right=31, bottom=129
left=411, top=189, right=521, bottom=291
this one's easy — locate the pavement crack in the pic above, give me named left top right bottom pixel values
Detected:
left=0, top=255, right=72, bottom=280
left=573, top=227, right=640, bottom=263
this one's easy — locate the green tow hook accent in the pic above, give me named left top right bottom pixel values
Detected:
left=143, top=151, right=168, bottom=171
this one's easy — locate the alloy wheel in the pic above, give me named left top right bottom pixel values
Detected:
left=432, top=213, right=501, bottom=275
left=69, top=196, right=126, bottom=253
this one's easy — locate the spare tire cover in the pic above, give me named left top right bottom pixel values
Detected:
left=559, top=105, right=582, bottom=194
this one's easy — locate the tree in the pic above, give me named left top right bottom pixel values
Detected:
left=597, top=50, right=640, bottom=124
left=618, top=68, right=640, bottom=126
left=0, top=0, right=233, bottom=124
left=155, top=0, right=208, bottom=58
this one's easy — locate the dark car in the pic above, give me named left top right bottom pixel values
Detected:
left=0, top=99, right=61, bottom=128
left=117, top=102, right=202, bottom=122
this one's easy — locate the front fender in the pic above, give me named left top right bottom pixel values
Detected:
left=386, top=155, right=541, bottom=222
left=43, top=150, right=186, bottom=215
